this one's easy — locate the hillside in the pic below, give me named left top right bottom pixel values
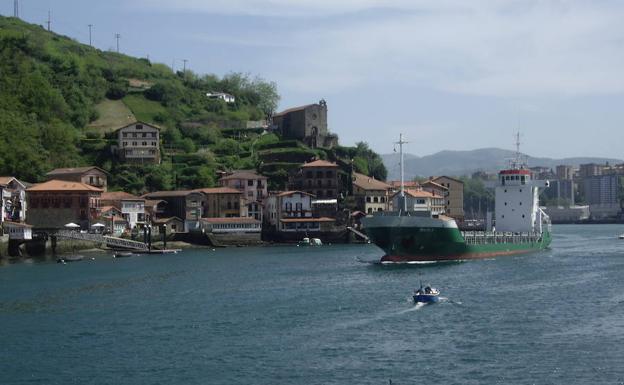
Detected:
left=0, top=16, right=386, bottom=192
left=382, top=148, right=623, bottom=180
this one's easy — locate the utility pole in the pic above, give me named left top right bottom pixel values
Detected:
left=47, top=10, right=51, bottom=31
left=88, top=24, right=93, bottom=46
left=182, top=59, right=188, bottom=74
left=14, top=0, right=19, bottom=18
left=115, top=33, right=121, bottom=53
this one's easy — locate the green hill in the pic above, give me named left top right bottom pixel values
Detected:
left=0, top=15, right=386, bottom=193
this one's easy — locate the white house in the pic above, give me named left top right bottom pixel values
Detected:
left=2, top=221, right=32, bottom=240
left=0, top=177, right=27, bottom=227
left=100, top=192, right=146, bottom=229
left=266, top=191, right=314, bottom=228
left=206, top=92, right=236, bottom=103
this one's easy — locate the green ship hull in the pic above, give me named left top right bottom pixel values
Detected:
left=362, top=214, right=551, bottom=262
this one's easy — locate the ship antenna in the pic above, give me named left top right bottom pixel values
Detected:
left=513, top=131, right=523, bottom=169
left=395, top=133, right=409, bottom=213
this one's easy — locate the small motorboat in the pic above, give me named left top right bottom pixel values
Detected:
left=113, top=252, right=133, bottom=258
left=619, top=234, right=624, bottom=240
left=413, top=284, right=440, bottom=303
left=298, top=237, right=322, bottom=246
left=56, top=255, right=84, bottom=263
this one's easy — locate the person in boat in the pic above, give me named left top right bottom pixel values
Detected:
left=424, top=286, right=432, bottom=294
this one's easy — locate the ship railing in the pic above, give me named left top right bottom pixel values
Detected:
left=461, top=231, right=543, bottom=245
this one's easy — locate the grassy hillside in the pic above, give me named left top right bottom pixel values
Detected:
left=0, top=15, right=386, bottom=193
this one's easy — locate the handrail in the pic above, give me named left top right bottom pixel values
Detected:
left=55, top=230, right=149, bottom=251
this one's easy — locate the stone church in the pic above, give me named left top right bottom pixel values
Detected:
left=272, top=100, right=338, bottom=149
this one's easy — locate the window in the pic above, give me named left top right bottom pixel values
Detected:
left=316, top=171, right=323, bottom=178
left=151, top=142, right=156, bottom=146
left=248, top=180, right=254, bottom=186
left=373, top=197, right=379, bottom=203
left=326, top=190, right=333, bottom=197
left=317, top=180, right=322, bottom=187
left=142, top=133, right=147, bottom=138
left=136, top=124, right=143, bottom=129
left=306, top=171, right=313, bottom=179
left=381, top=197, right=386, bottom=203
left=132, top=141, right=137, bottom=146
left=504, top=202, right=507, bottom=206
left=326, top=171, right=333, bottom=178
left=366, top=197, right=371, bottom=203
left=295, top=202, right=302, bottom=211
left=142, top=141, right=147, bottom=146
left=123, top=133, right=128, bottom=138
left=317, top=190, right=323, bottom=198
left=307, top=180, right=312, bottom=187
left=89, top=176, right=94, bottom=184
left=123, top=142, right=127, bottom=146
left=227, top=202, right=232, bottom=209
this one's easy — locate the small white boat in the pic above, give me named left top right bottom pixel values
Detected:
left=298, top=237, right=322, bottom=246
left=619, top=234, right=624, bottom=240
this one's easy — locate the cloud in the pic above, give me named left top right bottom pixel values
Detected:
left=136, top=0, right=624, bottom=97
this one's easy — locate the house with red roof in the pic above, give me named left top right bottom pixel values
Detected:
left=218, top=170, right=268, bottom=221
left=26, top=180, right=103, bottom=230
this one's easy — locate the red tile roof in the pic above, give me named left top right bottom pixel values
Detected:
left=390, top=181, right=419, bottom=188
left=101, top=191, right=143, bottom=201
left=27, top=180, right=103, bottom=192
left=195, top=187, right=242, bottom=194
left=201, top=217, right=260, bottom=224
left=352, top=172, right=391, bottom=191
left=46, top=166, right=107, bottom=176
left=301, top=160, right=338, bottom=168
left=279, top=217, right=335, bottom=223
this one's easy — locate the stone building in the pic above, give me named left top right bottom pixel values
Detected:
left=265, top=191, right=314, bottom=228
left=289, top=160, right=342, bottom=200
left=272, top=100, right=338, bottom=149
left=116, top=121, right=160, bottom=164
left=46, top=166, right=108, bottom=191
left=26, top=180, right=102, bottom=230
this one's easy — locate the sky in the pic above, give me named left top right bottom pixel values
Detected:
left=3, top=0, right=624, bottom=159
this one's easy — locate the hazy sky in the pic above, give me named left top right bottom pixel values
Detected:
left=3, top=0, right=624, bottom=158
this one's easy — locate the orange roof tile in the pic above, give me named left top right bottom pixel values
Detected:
left=301, top=160, right=338, bottom=168
left=352, top=172, right=391, bottom=191
left=279, top=217, right=335, bottom=223
left=219, top=170, right=267, bottom=181
left=101, top=191, right=143, bottom=201
left=27, top=179, right=103, bottom=192
left=201, top=217, right=260, bottom=224
left=46, top=166, right=107, bottom=176
left=195, top=187, right=242, bottom=194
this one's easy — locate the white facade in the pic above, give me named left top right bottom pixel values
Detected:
left=3, top=222, right=32, bottom=240
left=117, top=122, right=160, bottom=163
left=392, top=190, right=445, bottom=215
left=495, top=170, right=549, bottom=233
left=121, top=200, right=145, bottom=229
left=266, top=191, right=313, bottom=227
left=206, top=92, right=236, bottom=103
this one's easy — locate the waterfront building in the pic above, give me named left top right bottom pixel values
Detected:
left=115, top=121, right=160, bottom=164
left=200, top=217, right=262, bottom=245
left=290, top=160, right=342, bottom=201
left=582, top=174, right=621, bottom=219
left=195, top=187, right=246, bottom=218
left=218, top=170, right=268, bottom=221
left=46, top=166, right=107, bottom=191
left=100, top=191, right=146, bottom=229
left=152, top=216, right=184, bottom=234
left=277, top=217, right=336, bottom=233
left=419, top=180, right=449, bottom=202
left=555, top=165, right=574, bottom=181
left=2, top=221, right=32, bottom=240
left=142, top=190, right=204, bottom=232
left=0, top=177, right=27, bottom=230
left=543, top=205, right=590, bottom=223
left=272, top=100, right=338, bottom=149
left=265, top=191, right=314, bottom=228
left=144, top=199, right=167, bottom=222
left=393, top=189, right=445, bottom=215
left=352, top=172, right=391, bottom=214
left=26, top=180, right=102, bottom=230
left=431, top=176, right=465, bottom=220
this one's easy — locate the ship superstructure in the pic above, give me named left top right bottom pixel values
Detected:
left=361, top=133, right=552, bottom=262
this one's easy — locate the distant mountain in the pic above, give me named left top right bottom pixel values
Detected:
left=382, top=148, right=623, bottom=180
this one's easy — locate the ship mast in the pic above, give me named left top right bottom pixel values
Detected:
left=396, top=133, right=408, bottom=212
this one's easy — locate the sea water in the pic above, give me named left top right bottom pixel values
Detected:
left=1, top=224, right=624, bottom=384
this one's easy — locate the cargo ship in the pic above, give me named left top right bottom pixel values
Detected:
left=361, top=134, right=552, bottom=262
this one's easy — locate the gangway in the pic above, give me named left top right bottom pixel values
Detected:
left=347, top=226, right=370, bottom=242
left=55, top=230, right=149, bottom=251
